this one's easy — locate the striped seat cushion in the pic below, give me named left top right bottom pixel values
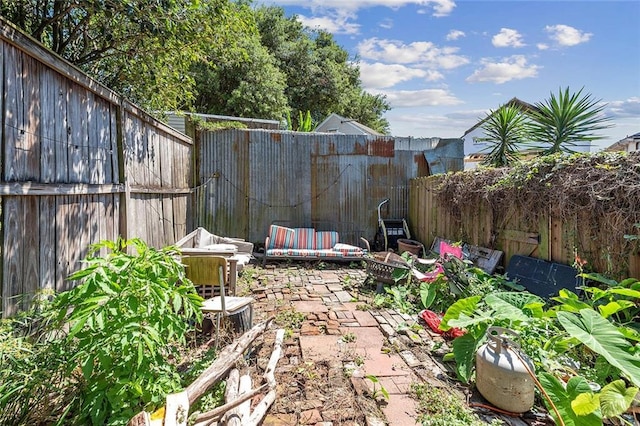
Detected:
left=333, top=243, right=364, bottom=257
left=267, top=225, right=295, bottom=250
left=315, top=231, right=339, bottom=250
left=293, top=228, right=316, bottom=250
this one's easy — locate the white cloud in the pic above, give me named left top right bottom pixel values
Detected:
left=492, top=28, right=525, bottom=48
left=446, top=30, right=465, bottom=41
left=261, top=1, right=456, bottom=16
left=379, top=18, right=394, bottom=29
left=537, top=43, right=549, bottom=50
left=466, top=55, right=540, bottom=84
left=296, top=12, right=360, bottom=34
left=357, top=37, right=469, bottom=69
left=544, top=24, right=592, bottom=47
left=359, top=62, right=432, bottom=88
left=607, top=97, right=640, bottom=118
left=374, top=88, right=463, bottom=107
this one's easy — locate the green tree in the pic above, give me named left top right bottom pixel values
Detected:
left=254, top=6, right=390, bottom=131
left=477, top=104, right=529, bottom=167
left=1, top=0, right=242, bottom=112
left=527, top=87, right=612, bottom=155
left=191, top=7, right=290, bottom=121
left=341, top=92, right=391, bottom=135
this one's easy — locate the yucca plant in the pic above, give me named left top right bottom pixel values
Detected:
left=477, top=104, right=529, bottom=167
left=527, top=87, right=612, bottom=155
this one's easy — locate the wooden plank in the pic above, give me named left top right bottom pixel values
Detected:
left=4, top=44, right=23, bottom=181
left=40, top=196, right=56, bottom=291
left=23, top=196, right=40, bottom=298
left=55, top=196, right=70, bottom=291
left=40, top=67, right=57, bottom=183
left=502, top=229, right=540, bottom=245
left=55, top=72, right=69, bottom=182
left=2, top=198, right=23, bottom=317
left=0, top=182, right=124, bottom=195
left=23, top=54, right=41, bottom=180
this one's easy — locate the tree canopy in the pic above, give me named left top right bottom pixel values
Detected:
left=2, top=0, right=390, bottom=132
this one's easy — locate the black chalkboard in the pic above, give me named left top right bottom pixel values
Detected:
left=505, top=255, right=580, bottom=299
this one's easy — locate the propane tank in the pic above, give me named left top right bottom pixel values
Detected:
left=475, top=327, right=535, bottom=413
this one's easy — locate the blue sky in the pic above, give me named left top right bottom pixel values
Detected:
left=259, top=0, right=640, bottom=150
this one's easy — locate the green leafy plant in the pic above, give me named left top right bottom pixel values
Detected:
left=411, top=383, right=502, bottom=426
left=477, top=103, right=529, bottom=167
left=555, top=309, right=640, bottom=388
left=52, top=238, right=203, bottom=425
left=527, top=86, right=612, bottom=155
left=365, top=375, right=389, bottom=401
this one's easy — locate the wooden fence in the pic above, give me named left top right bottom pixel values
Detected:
left=1, top=19, right=193, bottom=316
left=408, top=176, right=640, bottom=279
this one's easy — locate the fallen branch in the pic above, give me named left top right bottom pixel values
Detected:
left=128, top=317, right=274, bottom=426
left=186, top=317, right=274, bottom=405
left=193, top=328, right=286, bottom=426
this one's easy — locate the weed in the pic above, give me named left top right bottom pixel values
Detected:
left=411, top=383, right=502, bottom=426
left=356, top=303, right=371, bottom=311
left=341, top=332, right=357, bottom=343
left=275, top=309, right=305, bottom=330
left=365, top=375, right=389, bottom=402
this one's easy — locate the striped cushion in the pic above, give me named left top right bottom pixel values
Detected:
left=334, top=243, right=364, bottom=256
left=267, top=225, right=295, bottom=249
left=293, top=228, right=316, bottom=250
left=316, top=231, right=339, bottom=250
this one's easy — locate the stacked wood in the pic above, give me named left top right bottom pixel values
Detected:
left=128, top=318, right=283, bottom=426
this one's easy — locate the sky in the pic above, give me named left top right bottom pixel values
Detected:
left=258, top=0, right=640, bottom=150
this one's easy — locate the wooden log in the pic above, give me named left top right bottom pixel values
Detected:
left=223, top=369, right=240, bottom=426
left=263, top=329, right=285, bottom=388
left=185, top=317, right=273, bottom=404
left=192, top=384, right=268, bottom=426
left=237, top=375, right=252, bottom=422
left=247, top=390, right=276, bottom=426
left=128, top=318, right=273, bottom=426
left=192, top=328, right=285, bottom=426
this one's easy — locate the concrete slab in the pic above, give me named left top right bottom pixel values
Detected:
left=292, top=300, right=329, bottom=313
left=334, top=290, right=353, bottom=303
left=381, top=393, right=419, bottom=425
left=342, top=327, right=412, bottom=377
left=353, top=310, right=379, bottom=327
left=299, top=334, right=345, bottom=361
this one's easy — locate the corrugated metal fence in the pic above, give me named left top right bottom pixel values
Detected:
left=193, top=129, right=463, bottom=246
left=1, top=19, right=192, bottom=316
left=409, top=176, right=640, bottom=279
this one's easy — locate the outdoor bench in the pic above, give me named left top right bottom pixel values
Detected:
left=263, top=224, right=367, bottom=265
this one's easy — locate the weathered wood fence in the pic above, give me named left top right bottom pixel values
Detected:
left=408, top=176, right=640, bottom=279
left=1, top=19, right=192, bottom=316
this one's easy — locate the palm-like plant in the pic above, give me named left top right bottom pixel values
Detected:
left=477, top=104, right=529, bottom=167
left=528, top=87, right=612, bottom=155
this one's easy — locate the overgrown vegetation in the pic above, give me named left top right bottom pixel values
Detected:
left=436, top=151, right=640, bottom=277
left=374, top=249, right=640, bottom=425
left=0, top=238, right=203, bottom=425
left=411, top=383, right=502, bottom=426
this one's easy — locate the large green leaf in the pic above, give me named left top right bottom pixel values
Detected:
left=484, top=294, right=531, bottom=322
left=598, top=380, right=638, bottom=418
left=452, top=326, right=487, bottom=383
left=557, top=309, right=640, bottom=387
left=440, top=295, right=482, bottom=331
left=539, top=373, right=602, bottom=426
